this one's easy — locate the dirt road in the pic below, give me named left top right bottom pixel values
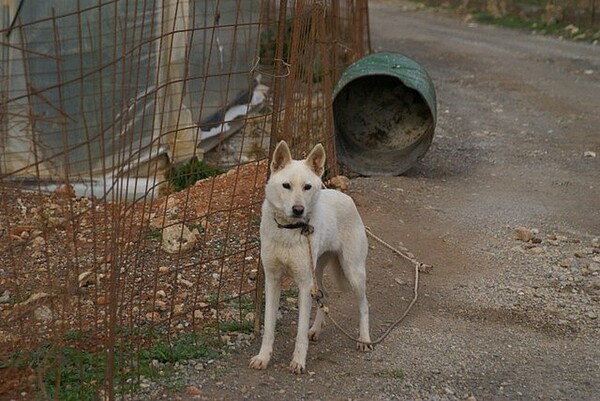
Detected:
left=168, top=2, right=600, bottom=400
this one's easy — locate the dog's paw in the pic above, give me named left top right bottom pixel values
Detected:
left=356, top=341, right=373, bottom=352
left=249, top=355, right=270, bottom=370
left=288, top=359, right=306, bottom=374
left=308, top=328, right=320, bottom=341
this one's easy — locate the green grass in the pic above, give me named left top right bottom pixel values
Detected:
left=169, top=157, right=225, bottom=192
left=203, top=294, right=256, bottom=335
left=187, top=222, right=206, bottom=233
left=475, top=11, right=600, bottom=42
left=281, top=289, right=299, bottom=298
left=410, top=0, right=600, bottom=43
left=2, top=329, right=223, bottom=400
left=145, top=228, right=162, bottom=240
left=219, top=319, right=254, bottom=334
left=62, top=330, right=87, bottom=342
left=473, top=12, right=533, bottom=30
left=44, top=346, right=110, bottom=401
left=143, top=332, right=221, bottom=364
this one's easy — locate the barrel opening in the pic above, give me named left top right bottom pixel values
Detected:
left=333, top=72, right=435, bottom=175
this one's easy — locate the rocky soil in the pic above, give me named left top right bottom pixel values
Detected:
left=146, top=1, right=598, bottom=400
left=2, top=1, right=599, bottom=400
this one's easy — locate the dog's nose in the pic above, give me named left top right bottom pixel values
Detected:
left=292, top=205, right=304, bottom=216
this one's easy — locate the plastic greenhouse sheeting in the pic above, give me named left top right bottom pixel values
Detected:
left=0, top=0, right=262, bottom=200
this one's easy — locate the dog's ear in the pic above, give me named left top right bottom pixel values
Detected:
left=305, top=143, right=326, bottom=177
left=271, top=140, right=292, bottom=173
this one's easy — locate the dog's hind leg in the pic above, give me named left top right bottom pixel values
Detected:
left=309, top=306, right=326, bottom=341
left=354, top=270, right=373, bottom=351
left=341, top=252, right=372, bottom=351
left=308, top=255, right=330, bottom=341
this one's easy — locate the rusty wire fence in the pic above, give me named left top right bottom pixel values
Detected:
left=0, top=0, right=369, bottom=399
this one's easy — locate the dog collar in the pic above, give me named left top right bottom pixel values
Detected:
left=274, top=218, right=314, bottom=235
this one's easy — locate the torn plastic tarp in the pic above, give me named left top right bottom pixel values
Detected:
left=0, top=0, right=263, bottom=200
left=1, top=79, right=268, bottom=201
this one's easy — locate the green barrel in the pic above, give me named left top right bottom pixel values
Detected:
left=333, top=52, right=437, bottom=175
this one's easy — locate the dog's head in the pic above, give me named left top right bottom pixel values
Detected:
left=265, top=140, right=326, bottom=221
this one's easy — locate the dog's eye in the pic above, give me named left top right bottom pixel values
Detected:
left=282, top=183, right=291, bottom=189
left=303, top=184, right=312, bottom=191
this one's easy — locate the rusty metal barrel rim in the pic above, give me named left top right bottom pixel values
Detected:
left=333, top=52, right=437, bottom=176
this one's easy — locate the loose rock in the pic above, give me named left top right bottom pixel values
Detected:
left=161, top=224, right=199, bottom=254
left=33, top=305, right=53, bottom=322
left=327, top=175, right=350, bottom=192
left=515, top=227, right=534, bottom=242
left=559, top=258, right=574, bottom=268
left=0, top=291, right=10, bottom=304
left=78, top=271, right=95, bottom=287
left=419, top=263, right=434, bottom=274
left=185, top=386, right=202, bottom=395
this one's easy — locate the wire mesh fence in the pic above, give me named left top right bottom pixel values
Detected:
left=0, top=0, right=369, bottom=398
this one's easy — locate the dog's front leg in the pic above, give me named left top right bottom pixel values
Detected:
left=289, top=284, right=312, bottom=374
left=249, top=268, right=281, bottom=370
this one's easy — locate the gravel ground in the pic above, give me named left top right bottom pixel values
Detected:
left=125, top=1, right=599, bottom=400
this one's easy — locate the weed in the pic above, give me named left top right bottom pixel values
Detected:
left=145, top=333, right=221, bottom=364
left=116, top=324, right=164, bottom=340
left=44, top=346, right=108, bottom=401
left=3, top=330, right=223, bottom=400
left=281, top=289, right=298, bottom=298
left=62, top=330, right=86, bottom=341
left=219, top=320, right=254, bottom=334
left=412, top=0, right=600, bottom=43
left=473, top=12, right=532, bottom=30
left=169, top=157, right=225, bottom=192
left=259, top=17, right=323, bottom=82
left=250, top=213, right=261, bottom=228
left=187, top=222, right=206, bottom=234
left=145, top=229, right=162, bottom=240
left=246, top=141, right=268, bottom=160
left=259, top=21, right=292, bottom=65
left=473, top=11, right=600, bottom=42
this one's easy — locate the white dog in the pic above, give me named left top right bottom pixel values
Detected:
left=249, top=140, right=372, bottom=374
